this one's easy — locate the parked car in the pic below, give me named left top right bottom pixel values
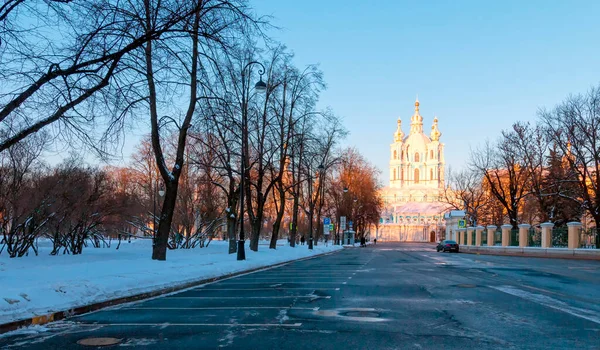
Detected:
left=436, top=240, right=459, bottom=253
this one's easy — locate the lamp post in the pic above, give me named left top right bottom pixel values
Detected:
left=237, top=61, right=267, bottom=261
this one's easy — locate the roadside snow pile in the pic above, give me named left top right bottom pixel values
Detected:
left=1, top=239, right=341, bottom=325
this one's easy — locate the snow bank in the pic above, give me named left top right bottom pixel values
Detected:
left=0, top=239, right=341, bottom=325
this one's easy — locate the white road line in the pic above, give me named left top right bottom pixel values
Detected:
left=124, top=307, right=320, bottom=311
left=491, top=285, right=600, bottom=325
left=192, top=288, right=340, bottom=291
left=95, top=323, right=303, bottom=327
left=248, top=274, right=352, bottom=277
left=236, top=276, right=349, bottom=279
left=227, top=278, right=348, bottom=281
left=215, top=282, right=343, bottom=285
left=165, top=296, right=331, bottom=299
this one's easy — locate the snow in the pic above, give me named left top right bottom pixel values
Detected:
left=0, top=239, right=341, bottom=325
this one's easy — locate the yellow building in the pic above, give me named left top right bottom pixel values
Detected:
left=378, top=99, right=449, bottom=242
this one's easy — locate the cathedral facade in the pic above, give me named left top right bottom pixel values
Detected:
left=378, top=99, right=449, bottom=242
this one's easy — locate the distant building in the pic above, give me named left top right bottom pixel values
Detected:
left=378, top=99, right=450, bottom=242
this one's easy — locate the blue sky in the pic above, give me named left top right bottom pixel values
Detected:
left=250, top=0, right=600, bottom=184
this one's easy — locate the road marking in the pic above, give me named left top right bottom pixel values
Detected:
left=94, top=323, right=303, bottom=327
left=491, top=285, right=600, bottom=325
left=215, top=282, right=343, bottom=285
left=232, top=276, right=346, bottom=281
left=125, top=307, right=320, bottom=311
left=193, top=288, right=340, bottom=291
left=166, top=296, right=331, bottom=299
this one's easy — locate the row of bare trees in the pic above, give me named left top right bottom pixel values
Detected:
left=0, top=146, right=137, bottom=257
left=1, top=1, right=384, bottom=260
left=445, top=84, right=600, bottom=248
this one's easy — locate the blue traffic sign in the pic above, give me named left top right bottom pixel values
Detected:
left=324, top=217, right=331, bottom=225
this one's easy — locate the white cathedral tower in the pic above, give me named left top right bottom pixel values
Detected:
left=378, top=99, right=449, bottom=242
left=388, top=98, right=445, bottom=199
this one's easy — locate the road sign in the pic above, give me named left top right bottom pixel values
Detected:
left=324, top=226, right=330, bottom=235
left=340, top=216, right=346, bottom=230
left=324, top=217, right=331, bottom=225
left=348, top=220, right=353, bottom=230
left=329, top=223, right=334, bottom=231
left=458, top=219, right=466, bottom=228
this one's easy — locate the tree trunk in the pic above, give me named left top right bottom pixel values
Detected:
left=290, top=195, right=299, bottom=247
left=227, top=215, right=237, bottom=254
left=250, top=219, right=260, bottom=251
left=270, top=186, right=286, bottom=249
left=249, top=194, right=264, bottom=252
left=152, top=182, right=178, bottom=261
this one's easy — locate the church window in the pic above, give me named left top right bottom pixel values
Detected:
left=415, top=152, right=420, bottom=162
left=401, top=150, right=404, bottom=160
left=430, top=150, right=434, bottom=159
left=393, top=169, right=396, bottom=180
left=414, top=169, right=420, bottom=184
left=401, top=169, right=404, bottom=180
left=393, top=150, right=397, bottom=159
left=430, top=169, right=433, bottom=180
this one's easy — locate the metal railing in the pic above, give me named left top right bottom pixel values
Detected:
left=580, top=228, right=598, bottom=249
left=510, top=228, right=519, bottom=246
left=494, top=230, right=502, bottom=246
left=482, top=231, right=488, bottom=246
left=528, top=227, right=541, bottom=247
left=552, top=227, right=568, bottom=248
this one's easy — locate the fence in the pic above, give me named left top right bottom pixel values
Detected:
left=510, top=228, right=519, bottom=246
left=494, top=229, right=502, bottom=246
left=552, top=227, right=568, bottom=248
left=457, top=222, right=599, bottom=254
left=580, top=228, right=598, bottom=249
left=528, top=227, right=541, bottom=247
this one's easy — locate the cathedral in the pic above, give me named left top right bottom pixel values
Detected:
left=377, top=99, right=450, bottom=242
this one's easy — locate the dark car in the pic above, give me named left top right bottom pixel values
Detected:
left=436, top=240, right=459, bottom=253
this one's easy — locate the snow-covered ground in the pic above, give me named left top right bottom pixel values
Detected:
left=0, top=239, right=341, bottom=325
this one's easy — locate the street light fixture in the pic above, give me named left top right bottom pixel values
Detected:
left=237, top=61, right=267, bottom=261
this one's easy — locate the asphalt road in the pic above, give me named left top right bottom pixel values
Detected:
left=2, top=243, right=600, bottom=349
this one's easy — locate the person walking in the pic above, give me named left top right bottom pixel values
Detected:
left=300, top=236, right=305, bottom=245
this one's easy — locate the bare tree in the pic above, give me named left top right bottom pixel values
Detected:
left=0, top=132, right=47, bottom=257
left=1, top=0, right=209, bottom=154
left=442, top=167, right=489, bottom=226
left=541, top=84, right=600, bottom=247
left=470, top=136, right=529, bottom=229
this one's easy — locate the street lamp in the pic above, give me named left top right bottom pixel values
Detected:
left=237, top=61, right=267, bottom=261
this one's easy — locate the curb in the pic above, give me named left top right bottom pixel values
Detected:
left=0, top=248, right=342, bottom=335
